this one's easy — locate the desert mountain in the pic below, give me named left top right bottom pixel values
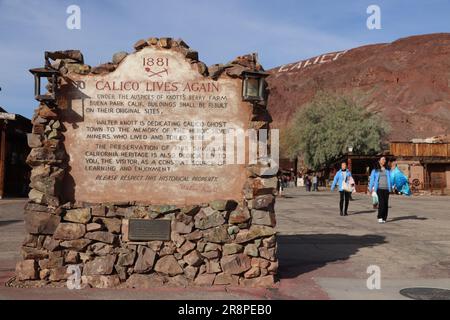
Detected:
left=266, top=33, right=450, bottom=141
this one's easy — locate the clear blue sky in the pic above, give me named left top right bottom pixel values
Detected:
left=1, top=0, right=449, bottom=118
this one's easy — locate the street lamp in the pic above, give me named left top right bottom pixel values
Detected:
left=242, top=70, right=269, bottom=102
left=348, top=146, right=353, bottom=153
left=29, top=67, right=59, bottom=103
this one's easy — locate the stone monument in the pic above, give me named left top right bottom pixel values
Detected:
left=14, top=38, right=278, bottom=288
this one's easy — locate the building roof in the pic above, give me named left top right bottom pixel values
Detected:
left=0, top=106, right=30, bottom=123
left=391, top=135, right=450, bottom=144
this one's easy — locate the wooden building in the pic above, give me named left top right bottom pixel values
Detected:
left=0, top=107, right=32, bottom=198
left=289, top=137, right=450, bottom=195
left=390, top=140, right=450, bottom=194
left=328, top=153, right=389, bottom=193
left=279, top=158, right=298, bottom=173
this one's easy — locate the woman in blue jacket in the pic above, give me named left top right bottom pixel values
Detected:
left=331, top=161, right=352, bottom=216
left=369, top=156, right=393, bottom=223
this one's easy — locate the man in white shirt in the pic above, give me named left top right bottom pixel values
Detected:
left=312, top=174, right=318, bottom=191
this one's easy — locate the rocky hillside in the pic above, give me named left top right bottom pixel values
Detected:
left=266, top=33, right=450, bottom=141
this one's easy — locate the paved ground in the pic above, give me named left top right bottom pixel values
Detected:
left=1, top=189, right=450, bottom=300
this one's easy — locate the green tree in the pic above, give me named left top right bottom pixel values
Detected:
left=282, top=92, right=389, bottom=170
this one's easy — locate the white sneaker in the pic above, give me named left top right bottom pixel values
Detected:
left=382, top=220, right=387, bottom=224
left=378, top=219, right=383, bottom=223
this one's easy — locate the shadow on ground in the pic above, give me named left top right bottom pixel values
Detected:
left=389, top=215, right=428, bottom=222
left=0, top=220, right=22, bottom=227
left=277, top=234, right=386, bottom=279
left=280, top=191, right=350, bottom=198
left=351, top=210, right=377, bottom=215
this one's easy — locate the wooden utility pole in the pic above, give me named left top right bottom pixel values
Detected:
left=0, top=113, right=14, bottom=199
left=0, top=120, right=6, bottom=199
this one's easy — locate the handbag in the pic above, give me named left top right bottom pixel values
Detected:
left=341, top=172, right=353, bottom=192
left=371, top=191, right=379, bottom=207
left=348, top=176, right=356, bottom=193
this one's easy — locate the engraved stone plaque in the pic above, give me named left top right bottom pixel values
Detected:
left=128, top=219, right=171, bottom=241
left=59, top=45, right=252, bottom=205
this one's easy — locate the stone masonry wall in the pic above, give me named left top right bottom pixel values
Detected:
left=14, top=38, right=278, bottom=289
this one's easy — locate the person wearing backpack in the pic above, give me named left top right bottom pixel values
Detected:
left=369, top=156, right=393, bottom=223
left=331, top=161, right=353, bottom=216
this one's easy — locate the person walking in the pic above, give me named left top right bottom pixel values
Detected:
left=331, top=162, right=353, bottom=216
left=297, top=174, right=304, bottom=188
left=369, top=156, right=393, bottom=223
left=305, top=175, right=311, bottom=192
left=312, top=174, right=318, bottom=191
left=282, top=175, right=287, bottom=189
left=277, top=173, right=283, bottom=196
